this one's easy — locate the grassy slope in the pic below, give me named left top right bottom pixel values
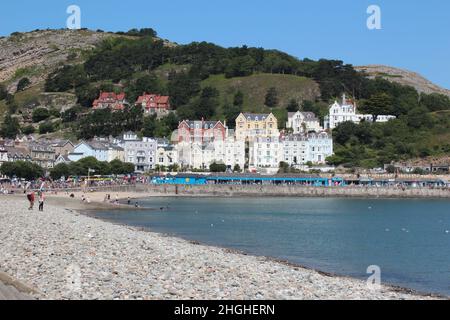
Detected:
left=202, top=73, right=320, bottom=115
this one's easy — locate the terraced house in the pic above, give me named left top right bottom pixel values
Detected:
left=235, top=113, right=279, bottom=142
left=282, top=132, right=333, bottom=166
left=29, top=142, right=56, bottom=169
left=177, top=120, right=227, bottom=143
left=120, top=132, right=157, bottom=173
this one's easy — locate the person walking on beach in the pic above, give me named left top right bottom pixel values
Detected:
left=38, top=192, right=45, bottom=212
left=27, top=190, right=35, bottom=210
left=25, top=182, right=35, bottom=210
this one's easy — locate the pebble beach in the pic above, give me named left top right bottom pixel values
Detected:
left=0, top=195, right=441, bottom=300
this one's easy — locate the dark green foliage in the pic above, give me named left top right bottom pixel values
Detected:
left=21, top=125, right=35, bottom=135
left=0, top=84, right=8, bottom=100
left=16, top=77, right=31, bottom=92
left=360, top=93, right=394, bottom=121
left=126, top=74, right=165, bottom=103
left=142, top=113, right=179, bottom=138
left=233, top=91, right=244, bottom=107
left=76, top=106, right=144, bottom=140
left=168, top=71, right=201, bottom=109
left=0, top=115, right=20, bottom=138
left=329, top=109, right=450, bottom=168
left=50, top=157, right=134, bottom=180
left=45, top=65, right=88, bottom=92
left=61, top=106, right=83, bottom=123
left=210, top=162, right=227, bottom=172
left=38, top=121, right=54, bottom=134
left=223, top=102, right=242, bottom=130
left=264, top=87, right=278, bottom=108
left=0, top=161, right=44, bottom=180
left=75, top=84, right=99, bottom=108
left=420, top=93, right=450, bottom=112
left=7, top=101, right=18, bottom=114
left=286, top=99, right=299, bottom=112
left=50, top=158, right=135, bottom=180
left=32, top=108, right=50, bottom=123
left=117, top=28, right=158, bottom=38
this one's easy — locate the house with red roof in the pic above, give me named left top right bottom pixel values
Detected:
left=135, top=93, right=171, bottom=117
left=177, top=119, right=227, bottom=144
left=92, top=92, right=128, bottom=111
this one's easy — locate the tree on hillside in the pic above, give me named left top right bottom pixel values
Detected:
left=0, top=84, right=7, bottom=100
left=45, top=65, right=88, bottom=92
left=17, top=77, right=31, bottom=92
left=0, top=115, right=20, bottom=139
left=167, top=71, right=201, bottom=109
left=224, top=56, right=255, bottom=78
left=420, top=93, right=450, bottom=112
left=265, top=87, right=279, bottom=108
left=21, top=125, right=35, bottom=135
left=38, top=122, right=55, bottom=134
left=361, top=93, right=394, bottom=121
left=223, top=102, right=242, bottom=130
left=192, top=86, right=220, bottom=119
left=286, top=99, right=300, bottom=112
left=75, top=84, right=99, bottom=108
left=32, top=108, right=50, bottom=123
left=233, top=91, right=244, bottom=107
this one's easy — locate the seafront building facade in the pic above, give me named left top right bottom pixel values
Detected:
left=120, top=132, right=157, bottom=173
left=0, top=100, right=337, bottom=173
left=251, top=136, right=284, bottom=169
left=235, top=113, right=279, bottom=142
left=286, top=111, right=322, bottom=134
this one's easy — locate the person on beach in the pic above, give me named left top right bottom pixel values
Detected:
left=27, top=190, right=35, bottom=210
left=127, top=197, right=131, bottom=205
left=38, top=192, right=45, bottom=212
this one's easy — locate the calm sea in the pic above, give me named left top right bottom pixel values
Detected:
left=91, top=197, right=450, bottom=296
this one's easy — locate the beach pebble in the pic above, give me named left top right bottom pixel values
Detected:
left=0, top=196, right=438, bottom=301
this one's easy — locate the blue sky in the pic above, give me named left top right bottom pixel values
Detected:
left=1, top=0, right=449, bottom=88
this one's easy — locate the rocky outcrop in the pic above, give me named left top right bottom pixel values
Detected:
left=0, top=29, right=120, bottom=87
left=356, top=65, right=450, bottom=97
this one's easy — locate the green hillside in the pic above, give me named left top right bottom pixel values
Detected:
left=201, top=73, right=320, bottom=115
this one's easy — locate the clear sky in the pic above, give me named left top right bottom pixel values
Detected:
left=1, top=0, right=449, bottom=88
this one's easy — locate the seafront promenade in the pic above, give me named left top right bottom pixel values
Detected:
left=0, top=196, right=440, bottom=300
left=30, top=183, right=450, bottom=199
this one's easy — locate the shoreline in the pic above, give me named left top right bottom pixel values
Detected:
left=82, top=209, right=447, bottom=300
left=1, top=194, right=447, bottom=300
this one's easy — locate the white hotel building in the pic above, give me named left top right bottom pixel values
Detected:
left=251, top=136, right=283, bottom=169
left=324, top=94, right=396, bottom=130
left=283, top=132, right=333, bottom=167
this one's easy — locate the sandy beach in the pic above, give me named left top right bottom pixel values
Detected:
left=0, top=193, right=443, bottom=300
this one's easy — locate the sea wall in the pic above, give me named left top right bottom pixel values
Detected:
left=48, top=184, right=450, bottom=199
left=132, top=184, right=450, bottom=199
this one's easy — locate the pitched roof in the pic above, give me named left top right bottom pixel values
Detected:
left=136, top=94, right=170, bottom=108
left=180, top=120, right=225, bottom=130
left=242, top=113, right=271, bottom=121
